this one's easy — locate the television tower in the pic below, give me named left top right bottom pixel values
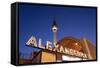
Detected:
left=52, top=18, right=58, bottom=47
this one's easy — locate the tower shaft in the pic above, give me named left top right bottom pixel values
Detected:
left=53, top=32, right=57, bottom=47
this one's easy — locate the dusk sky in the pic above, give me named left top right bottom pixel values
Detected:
left=19, top=3, right=97, bottom=56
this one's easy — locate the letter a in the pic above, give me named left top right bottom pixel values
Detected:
left=26, top=36, right=37, bottom=47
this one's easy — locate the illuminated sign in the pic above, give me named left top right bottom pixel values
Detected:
left=26, top=36, right=87, bottom=59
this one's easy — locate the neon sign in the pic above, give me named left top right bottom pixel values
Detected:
left=26, top=36, right=87, bottom=59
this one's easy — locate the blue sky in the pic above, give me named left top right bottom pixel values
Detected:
left=19, top=3, right=97, bottom=55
